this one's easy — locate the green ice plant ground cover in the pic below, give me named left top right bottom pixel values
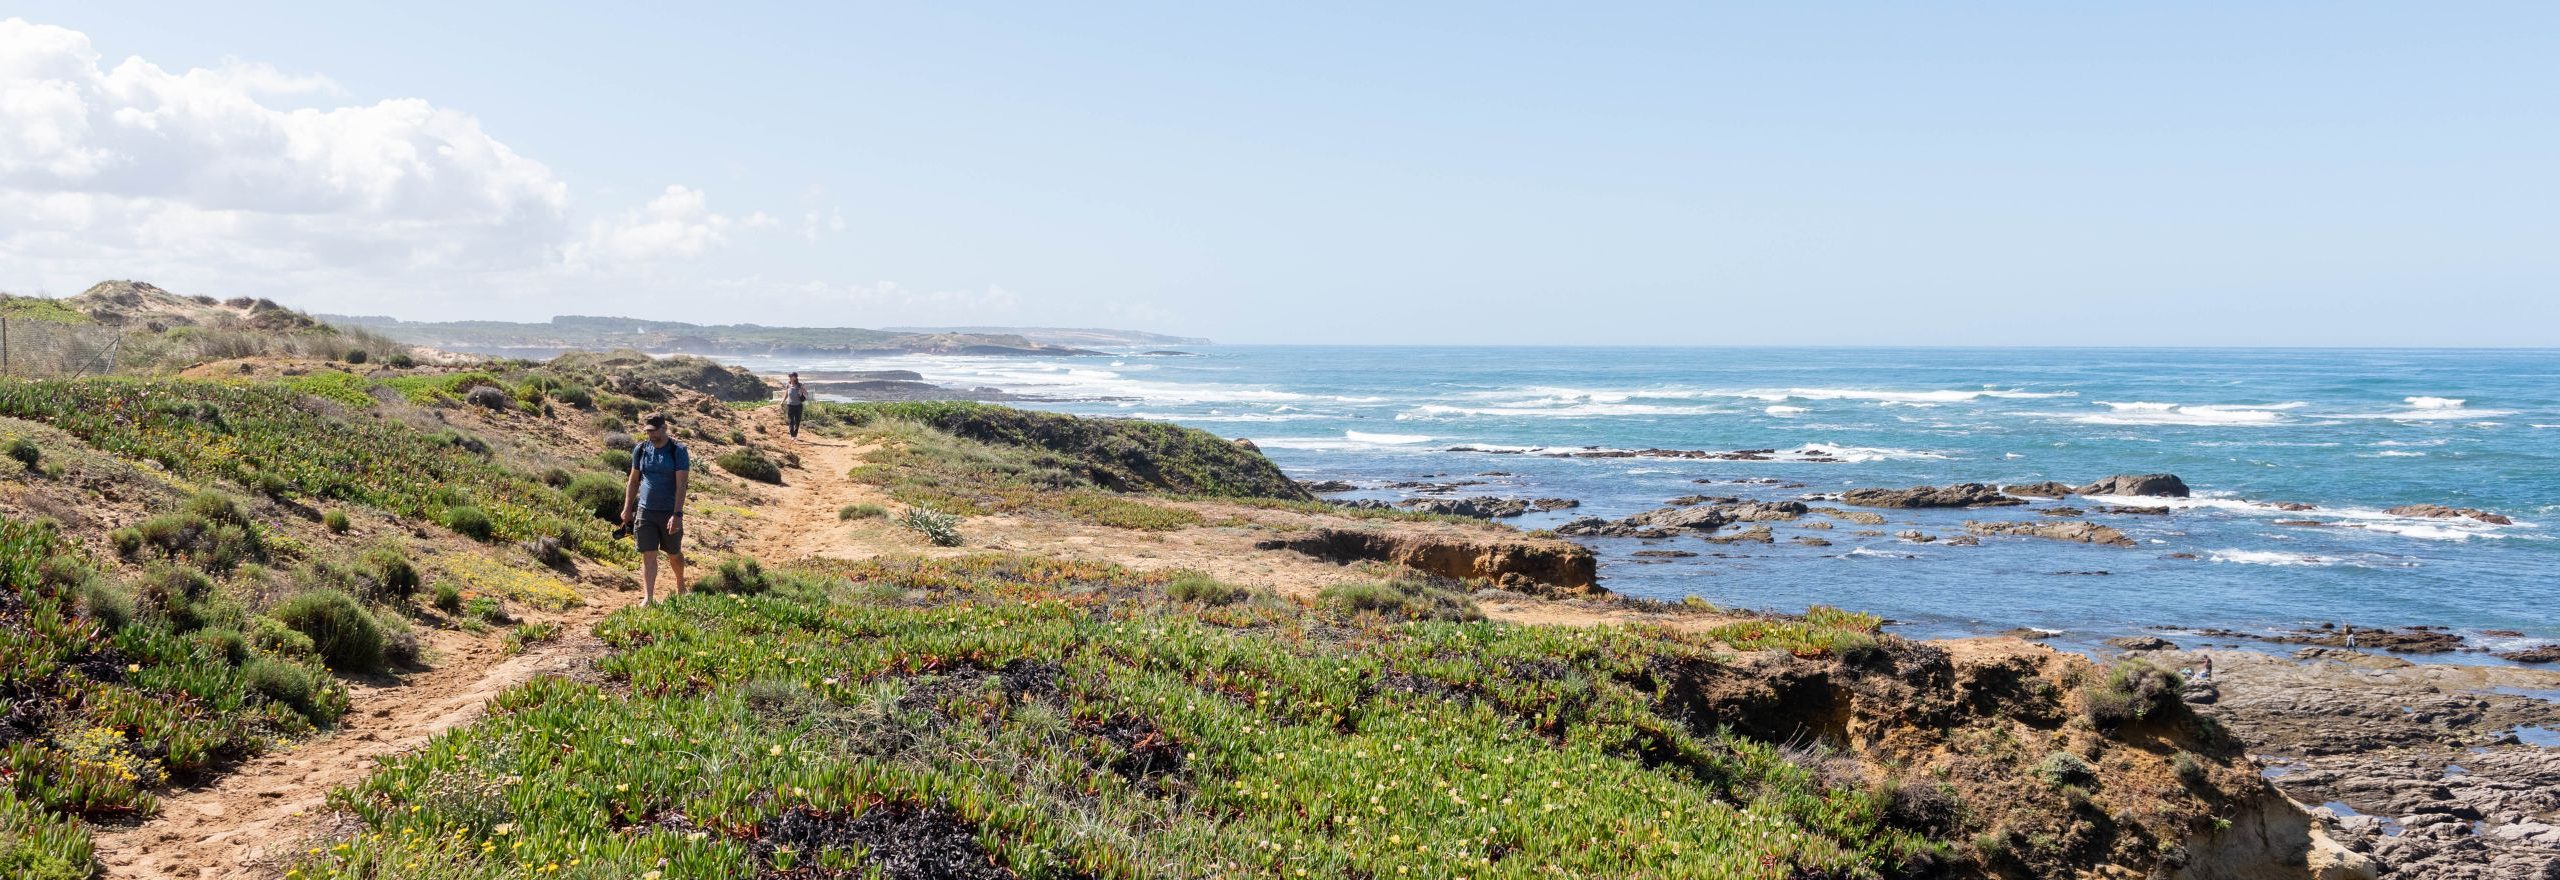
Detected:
left=297, top=555, right=1930, bottom=880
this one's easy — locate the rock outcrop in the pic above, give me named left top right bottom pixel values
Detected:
left=1964, top=520, right=2137, bottom=547
left=1552, top=500, right=1805, bottom=538
left=2002, top=481, right=2077, bottom=498
left=2386, top=504, right=2515, bottom=526
left=1257, top=528, right=1599, bottom=594
left=2078, top=473, right=2191, bottom=497
left=1841, top=483, right=2025, bottom=509
left=1398, top=496, right=1531, bottom=518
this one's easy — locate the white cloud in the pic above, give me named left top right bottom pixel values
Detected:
left=0, top=19, right=1035, bottom=331
left=0, top=18, right=569, bottom=276
left=801, top=206, right=845, bottom=243
left=566, top=184, right=743, bottom=269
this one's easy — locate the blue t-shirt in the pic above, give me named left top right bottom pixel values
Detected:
left=632, top=439, right=690, bottom=512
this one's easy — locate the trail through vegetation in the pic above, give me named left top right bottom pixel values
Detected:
left=91, top=590, right=640, bottom=880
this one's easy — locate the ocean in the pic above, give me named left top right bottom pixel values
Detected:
left=725, top=346, right=2560, bottom=655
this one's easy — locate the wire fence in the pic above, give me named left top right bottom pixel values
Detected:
left=0, top=317, right=126, bottom=379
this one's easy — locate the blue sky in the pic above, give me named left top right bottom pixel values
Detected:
left=2, top=3, right=2553, bottom=344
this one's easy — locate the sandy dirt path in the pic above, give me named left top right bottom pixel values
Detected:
left=93, top=591, right=639, bottom=880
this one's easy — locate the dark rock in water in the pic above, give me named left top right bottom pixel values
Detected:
left=1631, top=549, right=1698, bottom=558
left=1840, top=483, right=2024, bottom=509
left=1702, top=525, right=1774, bottom=544
left=2483, top=630, right=2526, bottom=638
left=1528, top=498, right=1580, bottom=512
left=1895, top=530, right=1935, bottom=543
left=1942, top=535, right=1980, bottom=546
left=1793, top=536, right=1832, bottom=547
left=2266, top=501, right=2318, bottom=511
left=1397, top=496, right=1531, bottom=519
left=2108, top=635, right=2179, bottom=651
left=2001, top=628, right=2062, bottom=641
left=2099, top=505, right=2171, bottom=516
left=1964, top=520, right=2137, bottom=547
left=1554, top=500, right=1801, bottom=537
left=2077, top=473, right=2190, bottom=497
left=1664, top=494, right=1737, bottom=507
left=2497, top=644, right=2560, bottom=664
left=2039, top=506, right=2086, bottom=517
left=1553, top=516, right=1616, bottom=536
left=2387, top=504, right=2515, bottom=526
left=2164, top=552, right=2200, bottom=560
left=1297, top=479, right=1356, bottom=494
left=2273, top=519, right=2328, bottom=527
left=1811, top=507, right=1887, bottom=525
left=1477, top=471, right=1514, bottom=477
left=1331, top=499, right=1395, bottom=511
left=2003, top=481, right=2076, bottom=498
left=2223, top=625, right=2469, bottom=654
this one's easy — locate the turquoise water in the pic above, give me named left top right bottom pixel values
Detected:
left=732, top=347, right=2560, bottom=649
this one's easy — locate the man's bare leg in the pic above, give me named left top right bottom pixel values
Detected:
left=641, top=550, right=659, bottom=605
left=668, top=553, right=687, bottom=597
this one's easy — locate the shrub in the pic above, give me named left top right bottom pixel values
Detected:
left=135, top=564, right=217, bottom=632
left=464, top=385, right=513, bottom=411
left=431, top=582, right=464, bottom=614
left=599, top=449, right=633, bottom=472
left=565, top=472, right=627, bottom=522
left=194, top=627, right=252, bottom=666
left=1319, top=579, right=1484, bottom=622
left=344, top=349, right=368, bottom=364
left=838, top=503, right=887, bottom=520
left=2035, top=751, right=2098, bottom=788
left=602, top=432, right=635, bottom=451
left=377, top=612, right=421, bottom=668
left=2171, top=752, right=2209, bottom=789
left=539, top=467, right=572, bottom=488
left=363, top=547, right=422, bottom=600
left=2084, top=659, right=2184, bottom=729
left=897, top=506, right=964, bottom=546
left=5, top=438, right=37, bottom=471
left=244, top=657, right=333, bottom=725
left=554, top=385, right=594, bottom=409
left=384, top=352, right=415, bottom=369
left=250, top=615, right=316, bottom=657
left=1167, top=573, right=1251, bottom=606
left=272, top=589, right=386, bottom=673
left=694, top=557, right=772, bottom=595
left=465, top=596, right=509, bottom=625
left=715, top=449, right=783, bottom=484
left=183, top=490, right=250, bottom=526
left=443, top=505, right=494, bottom=541
left=323, top=509, right=351, bottom=534
left=76, top=579, right=135, bottom=632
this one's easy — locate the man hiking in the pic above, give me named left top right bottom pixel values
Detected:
left=783, top=372, right=810, bottom=438
left=621, top=412, right=690, bottom=604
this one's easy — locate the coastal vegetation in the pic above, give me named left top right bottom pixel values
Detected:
left=294, top=555, right=1959, bottom=880
left=0, top=287, right=2298, bottom=879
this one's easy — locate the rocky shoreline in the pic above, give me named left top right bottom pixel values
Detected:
left=2110, top=642, right=2560, bottom=878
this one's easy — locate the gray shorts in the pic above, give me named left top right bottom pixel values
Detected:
left=635, top=509, right=683, bottom=555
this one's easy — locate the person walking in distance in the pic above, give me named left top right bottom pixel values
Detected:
left=783, top=372, right=809, bottom=438
left=622, top=413, right=691, bottom=605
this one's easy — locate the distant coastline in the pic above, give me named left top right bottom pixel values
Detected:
left=321, top=313, right=1205, bottom=359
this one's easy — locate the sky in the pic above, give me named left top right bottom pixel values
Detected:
left=1, top=3, right=2554, bottom=345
